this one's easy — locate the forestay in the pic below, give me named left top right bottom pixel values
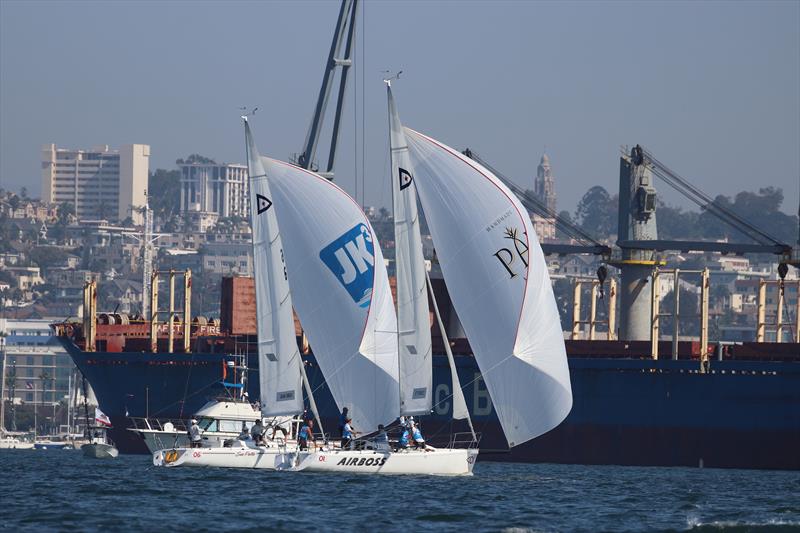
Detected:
left=405, top=128, right=572, bottom=447
left=262, top=157, right=400, bottom=434
left=387, top=84, right=433, bottom=416
left=244, top=120, right=304, bottom=416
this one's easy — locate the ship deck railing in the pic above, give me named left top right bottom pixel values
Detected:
left=447, top=431, right=482, bottom=450
left=128, top=417, right=189, bottom=433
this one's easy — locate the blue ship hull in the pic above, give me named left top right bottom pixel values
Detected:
left=62, top=341, right=800, bottom=469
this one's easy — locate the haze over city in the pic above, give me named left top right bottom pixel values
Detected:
left=1, top=0, right=798, bottom=214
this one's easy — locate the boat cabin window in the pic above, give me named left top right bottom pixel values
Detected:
left=218, top=420, right=240, bottom=433
left=217, top=420, right=255, bottom=433
left=199, top=419, right=217, bottom=432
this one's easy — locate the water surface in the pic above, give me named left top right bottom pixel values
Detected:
left=1, top=450, right=798, bottom=532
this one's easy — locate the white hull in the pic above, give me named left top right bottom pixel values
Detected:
left=293, top=448, right=478, bottom=476
left=134, top=430, right=242, bottom=454
left=0, top=438, right=34, bottom=450
left=82, top=442, right=119, bottom=459
left=153, top=443, right=295, bottom=470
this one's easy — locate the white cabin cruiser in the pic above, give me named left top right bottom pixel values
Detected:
left=152, top=430, right=299, bottom=469
left=132, top=399, right=264, bottom=453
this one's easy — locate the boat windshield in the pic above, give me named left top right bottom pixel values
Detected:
left=199, top=419, right=217, bottom=431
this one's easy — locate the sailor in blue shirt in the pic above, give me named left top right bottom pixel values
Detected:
left=341, top=418, right=357, bottom=450
left=338, top=407, right=349, bottom=437
left=297, top=419, right=315, bottom=450
left=396, top=427, right=410, bottom=451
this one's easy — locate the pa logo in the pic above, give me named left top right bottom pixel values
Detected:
left=493, top=227, right=529, bottom=279
left=398, top=167, right=413, bottom=191
left=319, top=223, right=375, bottom=308
left=256, top=194, right=272, bottom=214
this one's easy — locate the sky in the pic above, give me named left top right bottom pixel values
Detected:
left=1, top=0, right=798, bottom=217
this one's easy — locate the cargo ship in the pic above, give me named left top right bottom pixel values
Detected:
left=53, top=275, right=800, bottom=470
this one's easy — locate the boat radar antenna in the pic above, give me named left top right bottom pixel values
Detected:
left=239, top=106, right=258, bottom=121
left=382, top=70, right=403, bottom=86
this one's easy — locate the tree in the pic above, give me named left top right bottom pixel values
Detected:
left=556, top=210, right=574, bottom=240
left=148, top=169, right=182, bottom=221
left=660, top=287, right=700, bottom=338
left=176, top=154, right=216, bottom=165
left=698, top=187, right=797, bottom=245
left=656, top=201, right=700, bottom=239
left=57, top=202, right=75, bottom=225
left=29, top=247, right=68, bottom=270
left=19, top=187, right=28, bottom=199
left=574, top=186, right=617, bottom=239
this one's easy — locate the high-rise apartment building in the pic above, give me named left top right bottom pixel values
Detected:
left=41, top=144, right=149, bottom=224
left=179, top=161, right=249, bottom=219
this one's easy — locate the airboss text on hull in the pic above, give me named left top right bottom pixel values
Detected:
left=336, top=456, right=388, bottom=467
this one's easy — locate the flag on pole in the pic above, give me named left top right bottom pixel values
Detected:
left=95, top=408, right=112, bottom=427
left=25, top=382, right=34, bottom=390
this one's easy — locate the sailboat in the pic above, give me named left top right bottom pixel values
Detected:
left=81, top=408, right=119, bottom=459
left=290, top=83, right=480, bottom=475
left=401, top=116, right=573, bottom=451
left=295, top=84, right=572, bottom=474
left=153, top=118, right=308, bottom=469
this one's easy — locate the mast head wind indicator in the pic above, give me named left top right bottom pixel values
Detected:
left=382, top=70, right=403, bottom=86
left=239, top=106, right=258, bottom=121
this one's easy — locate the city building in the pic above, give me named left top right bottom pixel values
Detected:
left=179, top=160, right=249, bottom=219
left=0, top=319, right=75, bottom=407
left=533, top=153, right=557, bottom=240
left=534, top=153, right=557, bottom=214
left=41, top=143, right=150, bottom=224
left=200, top=242, right=252, bottom=276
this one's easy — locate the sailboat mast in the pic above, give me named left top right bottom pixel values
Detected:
left=82, top=375, right=91, bottom=443
left=299, top=359, right=324, bottom=439
left=425, top=271, right=477, bottom=442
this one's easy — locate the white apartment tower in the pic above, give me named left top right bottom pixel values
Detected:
left=41, top=144, right=150, bottom=224
left=179, top=161, right=249, bottom=218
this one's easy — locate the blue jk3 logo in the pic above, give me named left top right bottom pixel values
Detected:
left=319, top=224, right=375, bottom=308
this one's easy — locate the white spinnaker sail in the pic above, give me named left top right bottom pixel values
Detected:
left=405, top=128, right=572, bottom=447
left=244, top=120, right=304, bottom=416
left=262, top=157, right=400, bottom=433
left=387, top=84, right=433, bottom=416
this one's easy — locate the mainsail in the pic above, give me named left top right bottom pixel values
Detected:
left=244, top=119, right=304, bottom=416
left=405, top=128, right=572, bottom=447
left=387, top=84, right=433, bottom=416
left=262, top=157, right=400, bottom=434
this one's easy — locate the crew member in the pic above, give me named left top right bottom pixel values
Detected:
left=297, top=419, right=315, bottom=451
left=270, top=419, right=289, bottom=441
left=411, top=423, right=427, bottom=450
left=187, top=419, right=203, bottom=448
left=252, top=419, right=265, bottom=445
left=338, top=407, right=349, bottom=437
left=238, top=424, right=251, bottom=442
left=373, top=424, right=390, bottom=452
left=396, top=426, right=410, bottom=451
left=341, top=417, right=357, bottom=450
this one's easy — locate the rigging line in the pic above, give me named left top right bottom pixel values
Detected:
left=352, top=15, right=359, bottom=204
left=360, top=0, right=366, bottom=209
left=650, top=167, right=774, bottom=245
left=466, top=149, right=604, bottom=246
left=644, top=149, right=784, bottom=245
left=147, top=375, right=225, bottom=418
